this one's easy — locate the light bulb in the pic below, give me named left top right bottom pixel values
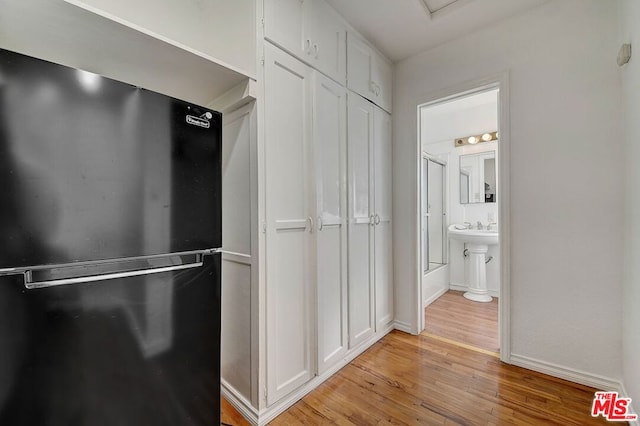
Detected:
left=482, top=133, right=492, bottom=142
left=468, top=136, right=478, bottom=144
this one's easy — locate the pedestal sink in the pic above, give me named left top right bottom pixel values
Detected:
left=448, top=225, right=499, bottom=303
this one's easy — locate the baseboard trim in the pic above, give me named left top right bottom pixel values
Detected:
left=221, top=380, right=259, bottom=426
left=509, top=353, right=622, bottom=392
left=256, top=324, right=395, bottom=425
left=450, top=283, right=499, bottom=298
left=393, top=319, right=415, bottom=334
left=618, top=381, right=639, bottom=426
left=423, top=286, right=448, bottom=308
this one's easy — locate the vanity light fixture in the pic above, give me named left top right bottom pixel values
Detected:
left=454, top=131, right=498, bottom=147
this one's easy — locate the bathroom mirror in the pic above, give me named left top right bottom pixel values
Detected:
left=459, top=151, right=496, bottom=204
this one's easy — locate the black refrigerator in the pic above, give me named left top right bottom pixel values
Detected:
left=0, top=49, right=222, bottom=425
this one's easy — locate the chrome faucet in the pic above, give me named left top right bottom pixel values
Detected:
left=487, top=222, right=498, bottom=231
left=463, top=222, right=472, bottom=229
left=477, top=221, right=483, bottom=230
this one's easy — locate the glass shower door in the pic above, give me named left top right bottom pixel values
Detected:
left=422, top=156, right=446, bottom=273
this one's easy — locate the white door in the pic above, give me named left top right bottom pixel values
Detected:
left=371, top=55, right=393, bottom=113
left=313, top=72, right=348, bottom=373
left=347, top=93, right=375, bottom=348
left=264, top=44, right=313, bottom=403
left=373, top=107, right=393, bottom=330
left=264, top=0, right=312, bottom=60
left=309, top=0, right=346, bottom=85
left=346, top=33, right=373, bottom=103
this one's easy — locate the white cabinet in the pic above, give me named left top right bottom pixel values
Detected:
left=308, top=0, right=346, bottom=84
left=264, top=0, right=311, bottom=61
left=347, top=93, right=393, bottom=349
left=264, top=43, right=348, bottom=402
left=347, top=33, right=393, bottom=113
left=264, top=44, right=314, bottom=404
left=347, top=94, right=375, bottom=348
left=313, top=72, right=348, bottom=374
left=264, top=0, right=346, bottom=84
left=373, top=107, right=393, bottom=330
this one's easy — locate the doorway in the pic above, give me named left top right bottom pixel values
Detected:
left=416, top=79, right=508, bottom=358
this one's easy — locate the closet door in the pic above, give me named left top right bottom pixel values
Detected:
left=264, top=44, right=313, bottom=404
left=264, top=0, right=312, bottom=60
left=347, top=93, right=375, bottom=348
left=313, top=72, right=348, bottom=374
left=374, top=107, right=393, bottom=330
left=309, top=0, right=346, bottom=85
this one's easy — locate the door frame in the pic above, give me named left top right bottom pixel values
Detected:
left=414, top=73, right=511, bottom=362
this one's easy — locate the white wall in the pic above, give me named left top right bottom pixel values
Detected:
left=621, top=0, right=640, bottom=407
left=66, top=0, right=256, bottom=76
left=394, top=0, right=623, bottom=381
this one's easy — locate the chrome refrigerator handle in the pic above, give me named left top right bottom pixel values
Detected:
left=0, top=249, right=221, bottom=290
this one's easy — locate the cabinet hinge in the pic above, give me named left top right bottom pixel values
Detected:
left=260, top=55, right=265, bottom=66
left=261, top=17, right=265, bottom=28
left=262, top=220, right=267, bottom=233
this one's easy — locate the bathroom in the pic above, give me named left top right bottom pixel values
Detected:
left=419, top=88, right=501, bottom=352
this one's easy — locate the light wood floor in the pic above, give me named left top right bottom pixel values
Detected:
left=424, top=290, right=499, bottom=353
left=222, top=330, right=611, bottom=425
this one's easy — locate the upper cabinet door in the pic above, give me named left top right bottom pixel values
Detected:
left=371, top=55, right=393, bottom=114
left=264, top=0, right=346, bottom=85
left=264, top=0, right=312, bottom=60
left=309, top=0, right=346, bottom=85
left=346, top=34, right=373, bottom=103
left=347, top=32, right=393, bottom=113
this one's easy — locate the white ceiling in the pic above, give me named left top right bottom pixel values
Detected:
left=326, top=0, right=550, bottom=62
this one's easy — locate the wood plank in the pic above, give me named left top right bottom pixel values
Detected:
left=265, top=331, right=614, bottom=425
left=425, top=290, right=499, bottom=352
left=222, top=291, right=617, bottom=425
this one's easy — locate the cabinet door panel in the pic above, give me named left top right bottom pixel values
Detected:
left=313, top=73, right=347, bottom=373
left=264, top=44, right=313, bottom=403
left=371, top=54, right=393, bottom=113
left=346, top=33, right=373, bottom=102
left=310, top=0, right=346, bottom=85
left=264, top=0, right=311, bottom=60
left=347, top=33, right=393, bottom=113
left=347, top=93, right=375, bottom=348
left=374, top=107, right=393, bottom=329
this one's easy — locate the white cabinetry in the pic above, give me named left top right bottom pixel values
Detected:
left=221, top=102, right=258, bottom=406
left=264, top=44, right=314, bottom=404
left=264, top=0, right=346, bottom=84
left=347, top=33, right=393, bottom=113
left=347, top=94, right=375, bottom=348
left=373, top=107, right=393, bottom=330
left=347, top=93, right=393, bottom=349
left=313, top=72, right=348, bottom=375
left=264, top=43, right=348, bottom=402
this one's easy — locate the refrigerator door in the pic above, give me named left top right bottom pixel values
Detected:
left=0, top=254, right=221, bottom=425
left=0, top=49, right=222, bottom=268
